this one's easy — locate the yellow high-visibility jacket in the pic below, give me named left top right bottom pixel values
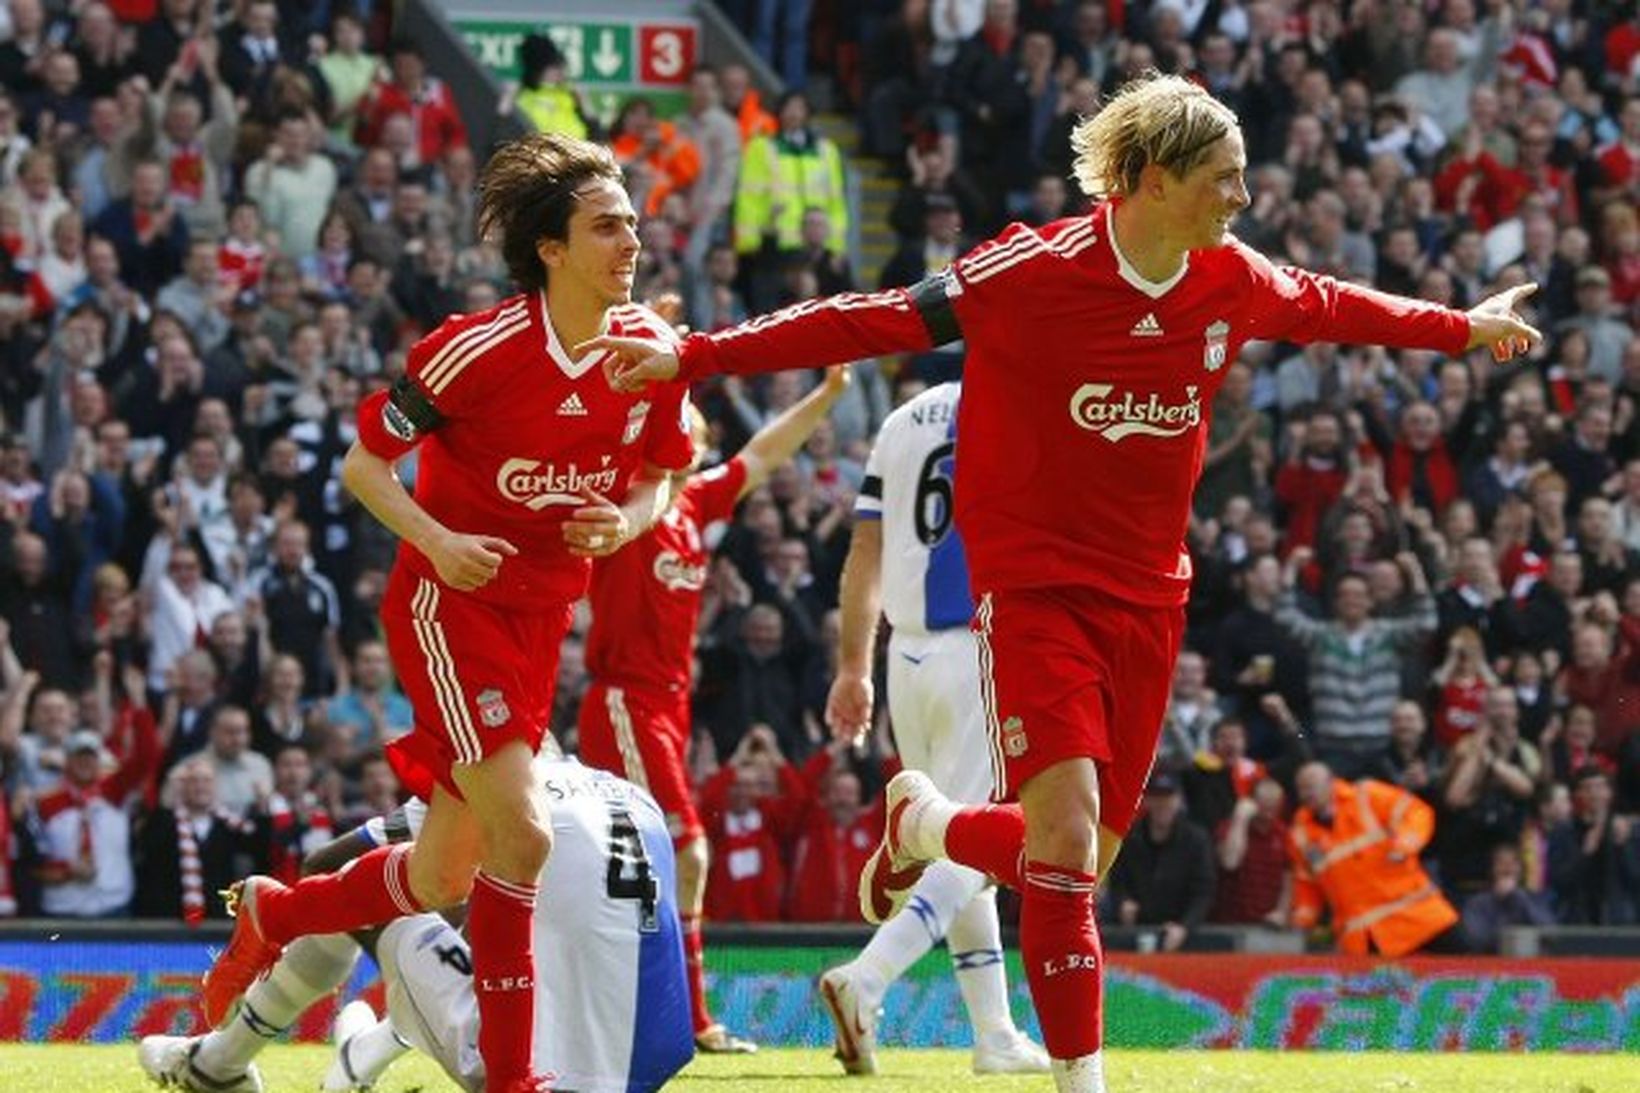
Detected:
left=518, top=85, right=588, bottom=141
left=733, top=130, right=847, bottom=255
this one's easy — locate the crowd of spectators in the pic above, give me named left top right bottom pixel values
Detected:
left=0, top=0, right=1635, bottom=948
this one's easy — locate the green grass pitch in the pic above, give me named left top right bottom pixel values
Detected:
left=6, top=1044, right=1635, bottom=1092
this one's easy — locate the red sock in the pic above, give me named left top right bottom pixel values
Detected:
left=258, top=844, right=424, bottom=944
left=944, top=804, right=1026, bottom=888
left=471, top=871, right=540, bottom=1088
left=1020, top=860, right=1103, bottom=1060
left=681, top=914, right=713, bottom=1034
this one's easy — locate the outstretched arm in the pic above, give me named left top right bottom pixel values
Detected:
left=1249, top=252, right=1541, bottom=362
left=589, top=277, right=956, bottom=391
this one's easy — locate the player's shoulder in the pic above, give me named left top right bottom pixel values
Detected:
left=1175, top=237, right=1265, bottom=307
left=408, top=292, right=535, bottom=397
left=1210, top=236, right=1272, bottom=280
left=954, top=213, right=1101, bottom=287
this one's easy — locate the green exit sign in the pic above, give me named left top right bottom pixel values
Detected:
left=460, top=18, right=700, bottom=87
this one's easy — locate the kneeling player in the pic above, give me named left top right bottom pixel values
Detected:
left=140, top=756, right=692, bottom=1093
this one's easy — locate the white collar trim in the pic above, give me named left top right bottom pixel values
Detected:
left=1105, top=203, right=1190, bottom=299
left=541, top=290, right=607, bottom=380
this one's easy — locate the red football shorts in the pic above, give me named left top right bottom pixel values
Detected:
left=577, top=680, right=703, bottom=847
left=973, top=584, right=1185, bottom=837
left=380, top=566, right=573, bottom=801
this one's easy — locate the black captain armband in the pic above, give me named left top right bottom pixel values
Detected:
left=907, top=271, right=963, bottom=347
left=382, top=375, right=445, bottom=442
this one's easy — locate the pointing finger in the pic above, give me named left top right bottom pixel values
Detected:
left=573, top=335, right=619, bottom=357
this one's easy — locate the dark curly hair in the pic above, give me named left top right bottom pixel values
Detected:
left=477, top=133, right=623, bottom=292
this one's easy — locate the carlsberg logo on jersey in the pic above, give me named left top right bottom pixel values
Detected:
left=653, top=551, right=708, bottom=592
left=1069, top=383, right=1203, bottom=442
left=496, top=457, right=620, bottom=510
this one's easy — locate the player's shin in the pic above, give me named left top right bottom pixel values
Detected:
left=680, top=913, right=712, bottom=1034
left=470, top=871, right=541, bottom=1087
left=1020, top=860, right=1105, bottom=1093
left=859, top=861, right=985, bottom=993
left=195, top=934, right=361, bottom=1077
left=676, top=836, right=713, bottom=1034
left=944, top=803, right=1026, bottom=887
left=946, top=885, right=1014, bottom=1037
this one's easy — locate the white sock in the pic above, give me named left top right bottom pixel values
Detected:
left=1051, top=1051, right=1106, bottom=1093
left=195, top=933, right=360, bottom=1077
left=903, top=785, right=961, bottom=862
left=855, top=861, right=986, bottom=993
left=340, top=1013, right=414, bottom=1087
left=946, top=886, right=1013, bottom=1037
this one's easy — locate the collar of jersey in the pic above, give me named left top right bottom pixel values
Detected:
left=539, top=289, right=606, bottom=380
left=1104, top=202, right=1190, bottom=300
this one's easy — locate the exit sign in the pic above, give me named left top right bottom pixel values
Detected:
left=458, top=18, right=697, bottom=87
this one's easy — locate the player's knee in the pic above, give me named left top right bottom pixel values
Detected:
left=676, top=835, right=709, bottom=896
left=679, top=834, right=709, bottom=876
left=408, top=851, right=478, bottom=909
left=1026, top=806, right=1100, bottom=871
left=1021, top=763, right=1102, bottom=870
left=483, top=812, right=553, bottom=879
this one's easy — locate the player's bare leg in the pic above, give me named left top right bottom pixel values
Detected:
left=450, top=740, right=554, bottom=1092
left=1019, top=759, right=1106, bottom=1093
left=677, top=833, right=756, bottom=1053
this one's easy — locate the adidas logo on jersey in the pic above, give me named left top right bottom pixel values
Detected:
left=1130, top=313, right=1163, bottom=337
left=557, top=393, right=589, bottom=417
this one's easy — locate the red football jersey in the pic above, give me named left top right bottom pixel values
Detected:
left=356, top=292, right=695, bottom=609
left=586, top=457, right=748, bottom=692
left=679, top=202, right=1469, bottom=608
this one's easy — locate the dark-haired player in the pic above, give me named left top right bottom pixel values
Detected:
left=201, top=133, right=694, bottom=1092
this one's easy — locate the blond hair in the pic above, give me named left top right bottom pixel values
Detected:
left=1069, top=71, right=1240, bottom=199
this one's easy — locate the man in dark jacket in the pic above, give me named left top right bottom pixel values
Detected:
left=1106, top=773, right=1217, bottom=951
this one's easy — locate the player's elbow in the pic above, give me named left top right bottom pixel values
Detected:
left=339, top=444, right=371, bottom=495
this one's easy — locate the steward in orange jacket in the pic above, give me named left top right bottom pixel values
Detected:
left=610, top=99, right=702, bottom=217
left=1288, top=762, right=1460, bottom=956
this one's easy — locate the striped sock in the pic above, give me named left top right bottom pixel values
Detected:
left=470, top=871, right=540, bottom=1088
left=947, top=887, right=1013, bottom=1036
left=258, top=845, right=424, bottom=944
left=1020, top=861, right=1103, bottom=1061
left=681, top=914, right=713, bottom=1034
left=195, top=934, right=359, bottom=1077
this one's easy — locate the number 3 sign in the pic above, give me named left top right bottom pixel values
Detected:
left=638, top=25, right=696, bottom=85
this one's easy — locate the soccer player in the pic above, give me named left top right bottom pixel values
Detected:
left=819, top=380, right=1048, bottom=1076
left=577, top=363, right=850, bottom=1054
left=199, top=133, right=695, bottom=1093
left=584, top=73, right=1541, bottom=1093
left=138, top=755, right=693, bottom=1093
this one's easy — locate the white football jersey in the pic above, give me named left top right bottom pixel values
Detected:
left=365, top=758, right=692, bottom=1093
left=855, top=382, right=974, bottom=634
